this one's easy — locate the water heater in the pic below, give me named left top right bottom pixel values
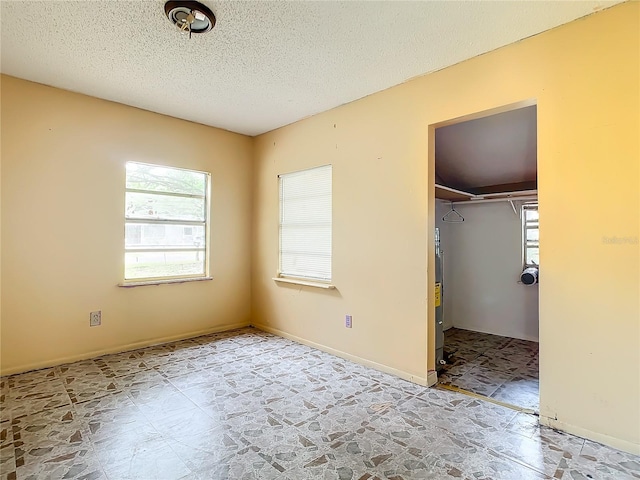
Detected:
left=435, top=228, right=444, bottom=371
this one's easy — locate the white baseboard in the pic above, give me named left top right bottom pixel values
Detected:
left=427, top=370, right=438, bottom=387
left=539, top=414, right=640, bottom=455
left=251, top=323, right=431, bottom=387
left=1, top=321, right=250, bottom=376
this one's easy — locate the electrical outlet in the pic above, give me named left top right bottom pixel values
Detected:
left=90, top=311, right=101, bottom=327
left=345, top=315, right=352, bottom=328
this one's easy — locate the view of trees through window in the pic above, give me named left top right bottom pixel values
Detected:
left=125, top=162, right=209, bottom=280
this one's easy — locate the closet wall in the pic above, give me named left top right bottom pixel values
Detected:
left=442, top=200, right=539, bottom=341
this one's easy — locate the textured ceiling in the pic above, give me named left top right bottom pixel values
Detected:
left=1, top=1, right=620, bottom=136
left=436, top=106, right=537, bottom=192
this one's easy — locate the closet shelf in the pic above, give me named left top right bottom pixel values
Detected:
left=435, top=184, right=474, bottom=201
left=435, top=183, right=537, bottom=204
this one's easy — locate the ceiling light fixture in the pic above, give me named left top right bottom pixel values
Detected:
left=164, top=1, right=216, bottom=38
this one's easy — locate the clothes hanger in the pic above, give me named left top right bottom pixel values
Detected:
left=442, top=201, right=464, bottom=223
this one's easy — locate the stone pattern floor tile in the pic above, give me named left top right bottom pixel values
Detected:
left=0, top=327, right=638, bottom=479
left=440, top=328, right=540, bottom=411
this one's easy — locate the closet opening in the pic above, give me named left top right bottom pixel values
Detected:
left=433, top=103, right=539, bottom=412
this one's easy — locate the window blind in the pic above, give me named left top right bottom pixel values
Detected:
left=279, top=165, right=332, bottom=281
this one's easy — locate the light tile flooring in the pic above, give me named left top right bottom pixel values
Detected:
left=1, top=327, right=639, bottom=479
left=439, top=328, right=540, bottom=411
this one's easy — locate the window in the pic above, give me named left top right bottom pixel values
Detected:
left=124, top=162, right=210, bottom=282
left=522, top=203, right=539, bottom=267
left=278, top=165, right=332, bottom=281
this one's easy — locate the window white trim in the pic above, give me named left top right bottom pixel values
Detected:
left=118, top=277, right=213, bottom=288
left=278, top=165, right=332, bottom=282
left=522, top=202, right=539, bottom=268
left=272, top=277, right=335, bottom=289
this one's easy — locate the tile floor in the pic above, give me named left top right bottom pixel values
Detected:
left=1, top=327, right=639, bottom=480
left=439, top=328, right=540, bottom=412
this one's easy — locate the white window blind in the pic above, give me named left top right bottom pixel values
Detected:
left=279, top=165, right=332, bottom=281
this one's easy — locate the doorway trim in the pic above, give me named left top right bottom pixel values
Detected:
left=426, top=98, right=538, bottom=380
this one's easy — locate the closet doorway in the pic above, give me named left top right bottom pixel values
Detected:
left=432, top=103, right=540, bottom=412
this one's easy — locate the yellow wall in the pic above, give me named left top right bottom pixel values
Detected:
left=252, top=2, right=639, bottom=453
left=1, top=76, right=253, bottom=374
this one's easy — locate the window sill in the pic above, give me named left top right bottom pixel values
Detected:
left=272, top=277, right=335, bottom=289
left=118, top=277, right=213, bottom=288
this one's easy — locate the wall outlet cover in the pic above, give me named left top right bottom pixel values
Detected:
left=345, top=315, right=352, bottom=328
left=90, top=311, right=101, bottom=327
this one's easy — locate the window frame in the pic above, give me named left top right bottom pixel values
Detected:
left=123, top=162, right=211, bottom=284
left=277, top=164, right=333, bottom=284
left=522, top=202, right=539, bottom=268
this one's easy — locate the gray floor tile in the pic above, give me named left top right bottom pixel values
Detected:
left=441, top=328, right=540, bottom=411
left=0, top=327, right=636, bottom=480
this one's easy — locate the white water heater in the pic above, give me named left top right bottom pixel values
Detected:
left=435, top=228, right=444, bottom=371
